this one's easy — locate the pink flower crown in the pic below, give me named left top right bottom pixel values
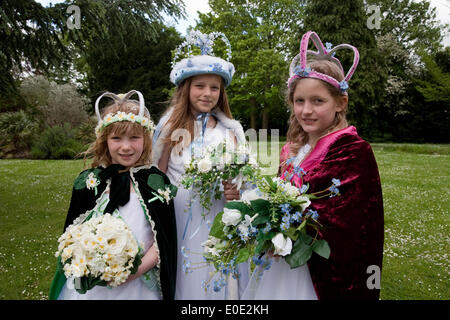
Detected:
left=94, top=90, right=155, bottom=137
left=287, top=31, right=359, bottom=93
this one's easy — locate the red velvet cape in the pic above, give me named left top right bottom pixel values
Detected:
left=280, top=126, right=384, bottom=300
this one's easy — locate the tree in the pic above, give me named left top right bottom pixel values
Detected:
left=0, top=0, right=67, bottom=95
left=0, top=110, right=39, bottom=158
left=0, top=0, right=185, bottom=95
left=415, top=49, right=450, bottom=105
left=411, top=48, right=450, bottom=142
left=49, top=0, right=185, bottom=58
left=84, top=21, right=183, bottom=119
left=197, top=0, right=306, bottom=131
left=375, top=33, right=413, bottom=140
left=363, top=0, right=449, bottom=141
left=18, top=75, right=89, bottom=130
left=365, top=0, right=447, bottom=55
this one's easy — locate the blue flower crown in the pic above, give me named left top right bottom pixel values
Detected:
left=170, top=30, right=235, bottom=87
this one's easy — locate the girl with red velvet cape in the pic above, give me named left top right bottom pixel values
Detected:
left=280, top=126, right=384, bottom=299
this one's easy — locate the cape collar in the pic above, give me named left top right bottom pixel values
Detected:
left=300, top=126, right=357, bottom=172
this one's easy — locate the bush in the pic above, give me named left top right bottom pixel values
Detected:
left=19, top=75, right=90, bottom=128
left=31, top=124, right=86, bottom=159
left=0, top=110, right=39, bottom=158
left=75, top=116, right=97, bottom=146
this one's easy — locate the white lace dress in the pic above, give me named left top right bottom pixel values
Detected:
left=241, top=144, right=317, bottom=300
left=58, top=191, right=161, bottom=300
left=166, top=120, right=248, bottom=300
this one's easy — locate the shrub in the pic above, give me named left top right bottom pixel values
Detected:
left=31, top=124, right=86, bottom=159
left=75, top=116, right=97, bottom=146
left=0, top=110, right=39, bottom=157
left=19, top=75, right=90, bottom=128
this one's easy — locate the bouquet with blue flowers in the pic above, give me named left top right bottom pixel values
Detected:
left=180, top=141, right=258, bottom=214
left=200, top=172, right=341, bottom=292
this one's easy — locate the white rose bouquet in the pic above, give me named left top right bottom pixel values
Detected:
left=200, top=174, right=341, bottom=292
left=55, top=213, right=142, bottom=294
left=180, top=141, right=258, bottom=214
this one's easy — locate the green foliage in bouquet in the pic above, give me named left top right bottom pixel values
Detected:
left=201, top=174, right=340, bottom=292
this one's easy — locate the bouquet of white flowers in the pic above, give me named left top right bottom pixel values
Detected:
left=181, top=141, right=258, bottom=214
left=55, top=213, right=142, bottom=293
left=200, top=175, right=341, bottom=292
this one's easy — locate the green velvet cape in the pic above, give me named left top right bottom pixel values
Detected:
left=48, top=165, right=177, bottom=300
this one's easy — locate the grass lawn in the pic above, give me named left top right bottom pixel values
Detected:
left=0, top=143, right=448, bottom=300
left=371, top=144, right=449, bottom=299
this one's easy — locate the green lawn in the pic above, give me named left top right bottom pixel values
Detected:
left=371, top=144, right=450, bottom=300
left=0, top=160, right=85, bottom=300
left=0, top=143, right=449, bottom=299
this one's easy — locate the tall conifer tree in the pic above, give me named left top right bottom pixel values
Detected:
left=302, top=0, right=387, bottom=139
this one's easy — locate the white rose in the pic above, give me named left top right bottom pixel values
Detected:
left=105, top=233, right=128, bottom=255
left=221, top=208, right=242, bottom=226
left=241, top=189, right=264, bottom=204
left=283, top=183, right=300, bottom=198
left=296, top=195, right=311, bottom=212
left=271, top=233, right=293, bottom=256
left=197, top=157, right=212, bottom=173
left=201, top=236, right=221, bottom=248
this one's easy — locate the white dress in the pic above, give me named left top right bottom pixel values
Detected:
left=58, top=191, right=161, bottom=300
left=166, top=120, right=248, bottom=300
left=241, top=144, right=318, bottom=300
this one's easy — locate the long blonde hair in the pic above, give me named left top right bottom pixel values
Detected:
left=162, top=76, right=233, bottom=150
left=83, top=101, right=153, bottom=168
left=286, top=59, right=349, bottom=157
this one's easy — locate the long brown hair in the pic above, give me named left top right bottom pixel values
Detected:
left=83, top=101, right=153, bottom=168
left=286, top=59, right=349, bottom=158
left=162, top=75, right=233, bottom=151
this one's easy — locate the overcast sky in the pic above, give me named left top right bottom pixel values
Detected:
left=36, top=0, right=450, bottom=46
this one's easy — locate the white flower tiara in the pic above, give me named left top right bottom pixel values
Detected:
left=94, top=90, right=155, bottom=136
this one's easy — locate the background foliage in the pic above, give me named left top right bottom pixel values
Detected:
left=1, top=0, right=449, bottom=158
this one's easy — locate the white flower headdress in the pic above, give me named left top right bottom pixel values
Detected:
left=94, top=90, right=155, bottom=136
left=170, top=30, right=235, bottom=87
